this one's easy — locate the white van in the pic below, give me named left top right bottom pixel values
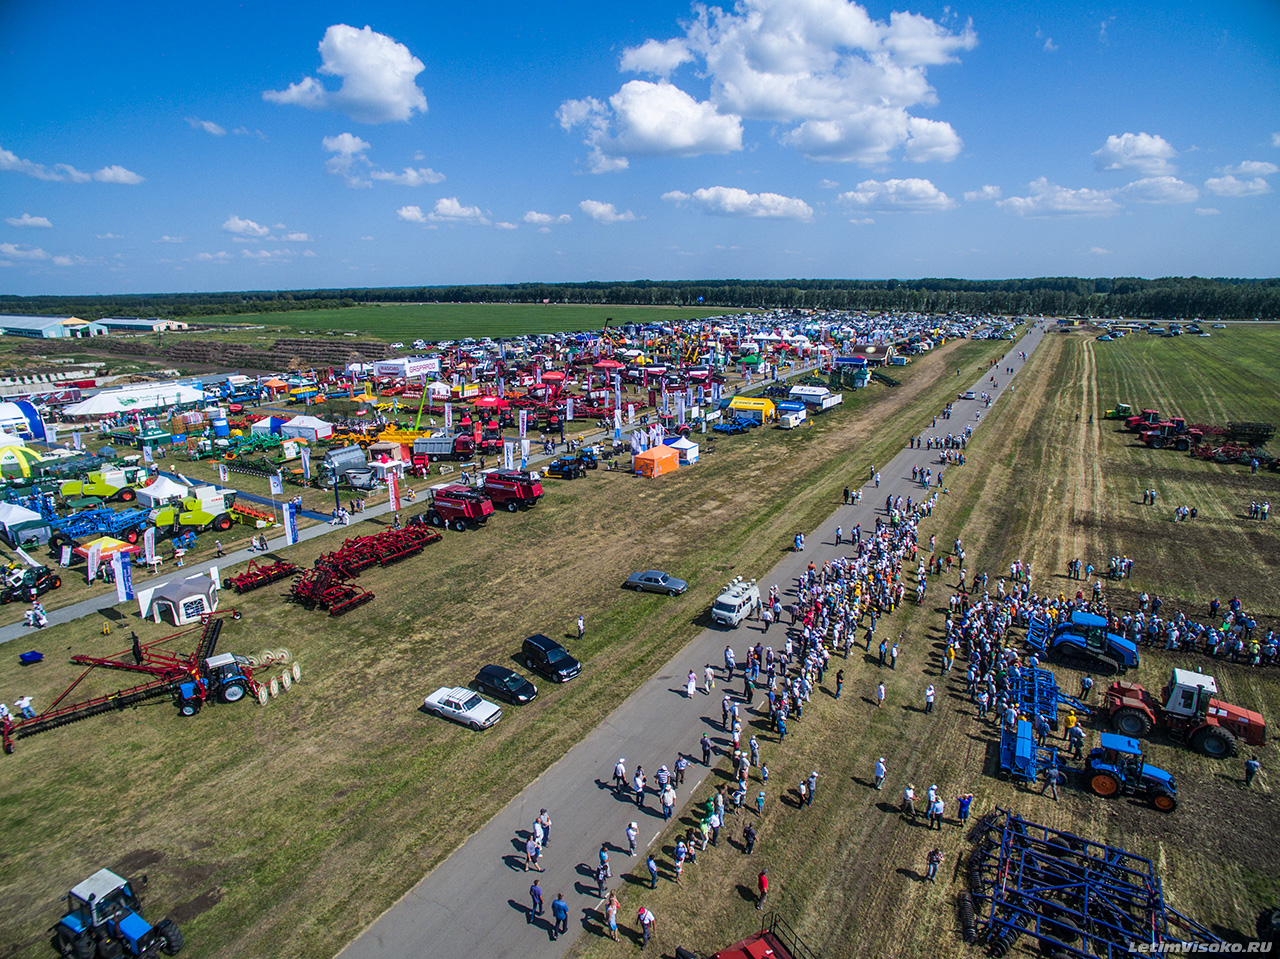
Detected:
left=778, top=410, right=806, bottom=429
left=711, top=577, right=761, bottom=627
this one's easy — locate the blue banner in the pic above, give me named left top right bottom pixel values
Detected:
left=285, top=501, right=299, bottom=546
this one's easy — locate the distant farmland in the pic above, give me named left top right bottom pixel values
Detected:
left=206, top=302, right=755, bottom=341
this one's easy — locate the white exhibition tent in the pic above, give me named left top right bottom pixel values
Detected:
left=280, top=414, right=333, bottom=441
left=0, top=502, right=43, bottom=539
left=63, top=383, right=213, bottom=418
left=670, top=436, right=700, bottom=464
left=426, top=381, right=451, bottom=398
left=0, top=403, right=31, bottom=433
left=136, top=475, right=190, bottom=507
left=0, top=431, right=26, bottom=447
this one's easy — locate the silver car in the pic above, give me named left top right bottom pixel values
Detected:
left=623, top=570, right=688, bottom=596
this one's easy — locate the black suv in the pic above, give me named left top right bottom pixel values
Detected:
left=521, top=633, right=581, bottom=683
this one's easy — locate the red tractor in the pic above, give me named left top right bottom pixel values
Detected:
left=419, top=484, right=494, bottom=531
left=1124, top=408, right=1161, bottom=431
left=1140, top=417, right=1204, bottom=451
left=1103, top=667, right=1266, bottom=758
left=481, top=469, right=544, bottom=511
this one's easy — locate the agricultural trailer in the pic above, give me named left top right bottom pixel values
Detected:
left=997, top=718, right=1064, bottom=785
left=1103, top=667, right=1265, bottom=758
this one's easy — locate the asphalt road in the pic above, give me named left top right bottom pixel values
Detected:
left=335, top=324, right=1048, bottom=959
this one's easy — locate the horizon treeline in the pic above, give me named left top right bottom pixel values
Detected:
left=3, top=276, right=1279, bottom=321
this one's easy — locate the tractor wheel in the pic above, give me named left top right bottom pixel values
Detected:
left=0, top=592, right=10, bottom=605
left=221, top=682, right=247, bottom=704
left=452, top=518, right=468, bottom=532
left=98, top=936, right=124, bottom=959
left=291, top=661, right=302, bottom=682
left=1191, top=725, right=1237, bottom=758
left=1150, top=787, right=1178, bottom=813
left=505, top=500, right=519, bottom=512
left=1150, top=437, right=1165, bottom=450
left=155, top=918, right=185, bottom=955
left=1175, top=438, right=1191, bottom=451
left=428, top=511, right=443, bottom=527
left=1110, top=707, right=1152, bottom=737
left=124, top=528, right=139, bottom=544
left=524, top=498, right=538, bottom=509
left=71, top=935, right=95, bottom=959
left=1089, top=772, right=1120, bottom=797
left=119, top=487, right=136, bottom=502
left=178, top=698, right=201, bottom=716
left=213, top=513, right=233, bottom=532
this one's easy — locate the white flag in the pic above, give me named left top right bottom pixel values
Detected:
left=269, top=473, right=284, bottom=495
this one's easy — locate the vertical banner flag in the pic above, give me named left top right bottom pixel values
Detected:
left=497, top=377, right=505, bottom=398
left=698, top=385, right=705, bottom=406
left=143, top=527, right=157, bottom=564
left=142, top=445, right=153, bottom=464
left=445, top=402, right=453, bottom=431
left=712, top=382, right=722, bottom=403
left=518, top=409, right=528, bottom=439
left=613, top=407, right=623, bottom=444
left=503, top=441, right=514, bottom=470
left=284, top=501, right=299, bottom=546
left=565, top=397, right=574, bottom=422
left=269, top=472, right=284, bottom=496
left=614, top=373, right=622, bottom=411
left=60, top=545, right=73, bottom=568
left=218, top=463, right=229, bottom=483
left=686, top=387, right=694, bottom=408
left=114, top=551, right=135, bottom=603
left=86, top=542, right=102, bottom=584
left=535, top=367, right=542, bottom=385
left=389, top=473, right=401, bottom=513
left=73, top=431, right=83, bottom=450
left=630, top=431, right=641, bottom=455
left=677, top=393, right=686, bottom=427
left=520, top=439, right=530, bottom=470
left=46, top=425, right=57, bottom=447
left=300, top=445, right=311, bottom=480
left=627, top=403, right=635, bottom=424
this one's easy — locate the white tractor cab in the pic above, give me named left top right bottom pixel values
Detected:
left=712, top=576, right=761, bottom=627
left=56, top=868, right=184, bottom=957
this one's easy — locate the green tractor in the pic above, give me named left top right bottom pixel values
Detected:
left=1103, top=402, right=1132, bottom=420
left=149, top=485, right=236, bottom=536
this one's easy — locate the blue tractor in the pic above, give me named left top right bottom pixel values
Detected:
left=1026, top=611, right=1138, bottom=675
left=1084, top=732, right=1178, bottom=812
left=52, top=868, right=184, bottom=958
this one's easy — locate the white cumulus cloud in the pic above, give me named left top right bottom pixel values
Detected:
left=0, top=145, right=143, bottom=184
left=1089, top=247, right=1110, bottom=255
left=322, top=134, right=443, bottom=188
left=427, top=197, right=490, bottom=224
left=1216, top=160, right=1278, bottom=177
left=662, top=186, right=812, bottom=220
left=562, top=0, right=976, bottom=168
left=1204, top=175, right=1272, bottom=197
left=963, top=185, right=1001, bottom=201
left=0, top=242, right=48, bottom=260
left=494, top=222, right=518, bottom=230
left=997, top=178, right=1121, bottom=216
left=195, top=251, right=232, bottom=261
left=185, top=117, right=227, bottom=136
left=838, top=178, right=955, bottom=211
left=369, top=167, right=444, bottom=186
left=264, top=24, right=428, bottom=124
left=580, top=200, right=637, bottom=224
left=620, top=38, right=695, bottom=77
left=6, top=213, right=52, bottom=228
left=559, top=81, right=743, bottom=173
left=282, top=232, right=312, bottom=242
left=523, top=211, right=572, bottom=225
left=52, top=255, right=88, bottom=267
left=1119, top=176, right=1198, bottom=204
left=222, top=215, right=270, bottom=238
left=397, top=205, right=426, bottom=223
left=157, top=235, right=186, bottom=243
left=94, top=165, right=145, bottom=185
left=1093, top=132, right=1176, bottom=175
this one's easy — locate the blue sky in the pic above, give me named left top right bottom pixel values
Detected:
left=1, top=0, right=1277, bottom=295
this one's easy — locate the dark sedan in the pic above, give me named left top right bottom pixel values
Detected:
left=474, top=664, right=539, bottom=705
left=623, top=570, right=688, bottom=596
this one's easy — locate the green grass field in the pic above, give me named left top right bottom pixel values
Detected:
left=0, top=335, right=1011, bottom=959
left=203, top=303, right=755, bottom=341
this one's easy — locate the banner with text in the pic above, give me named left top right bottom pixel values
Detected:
left=389, top=473, right=401, bottom=513
left=503, top=441, right=514, bottom=470
left=86, top=542, right=102, bottom=585
left=284, top=501, right=299, bottom=546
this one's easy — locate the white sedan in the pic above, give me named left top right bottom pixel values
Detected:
left=424, top=686, right=502, bottom=730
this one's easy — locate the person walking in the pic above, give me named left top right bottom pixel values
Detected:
left=614, top=758, right=628, bottom=795
left=877, top=682, right=886, bottom=708
left=626, top=821, right=639, bottom=856
left=875, top=757, right=887, bottom=790
left=637, top=907, right=656, bottom=949
left=538, top=809, right=552, bottom=847
left=929, top=795, right=945, bottom=829
left=704, top=663, right=716, bottom=693
left=926, top=848, right=944, bottom=882
left=686, top=670, right=698, bottom=698
left=701, top=733, right=713, bottom=766
left=605, top=890, right=620, bottom=941
left=1041, top=765, right=1063, bottom=800
left=674, top=754, right=689, bottom=788
left=215, top=539, right=224, bottom=557
left=743, top=822, right=757, bottom=854
left=577, top=614, right=585, bottom=640
left=835, top=668, right=844, bottom=699
left=756, top=868, right=769, bottom=910
left=524, top=835, right=544, bottom=872
left=633, top=767, right=647, bottom=807
left=528, top=879, right=544, bottom=922
left=550, top=893, right=569, bottom=940
left=924, top=684, right=936, bottom=714
left=646, top=853, right=658, bottom=888
left=1245, top=755, right=1262, bottom=787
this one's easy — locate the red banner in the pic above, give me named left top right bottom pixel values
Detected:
left=389, top=472, right=401, bottom=512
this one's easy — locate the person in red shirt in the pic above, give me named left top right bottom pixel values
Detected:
left=756, top=868, right=769, bottom=910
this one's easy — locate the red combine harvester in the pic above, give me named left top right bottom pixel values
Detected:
left=419, top=484, right=494, bottom=531
left=0, top=610, right=281, bottom=754
left=481, top=469, right=544, bottom=511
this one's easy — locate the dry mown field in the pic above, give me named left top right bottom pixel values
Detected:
left=570, top=328, right=1280, bottom=959
left=0, top=335, right=1012, bottom=959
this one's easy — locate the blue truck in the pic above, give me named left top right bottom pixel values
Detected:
left=1026, top=611, right=1138, bottom=675
left=53, top=868, right=184, bottom=957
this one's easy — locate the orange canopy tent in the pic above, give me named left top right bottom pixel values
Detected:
left=633, top=445, right=678, bottom=478
left=73, top=536, right=142, bottom=560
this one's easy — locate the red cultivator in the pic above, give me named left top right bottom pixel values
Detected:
left=226, top=559, right=301, bottom=594
left=291, top=566, right=374, bottom=616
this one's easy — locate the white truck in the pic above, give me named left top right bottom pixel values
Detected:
left=711, top=576, right=761, bottom=628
